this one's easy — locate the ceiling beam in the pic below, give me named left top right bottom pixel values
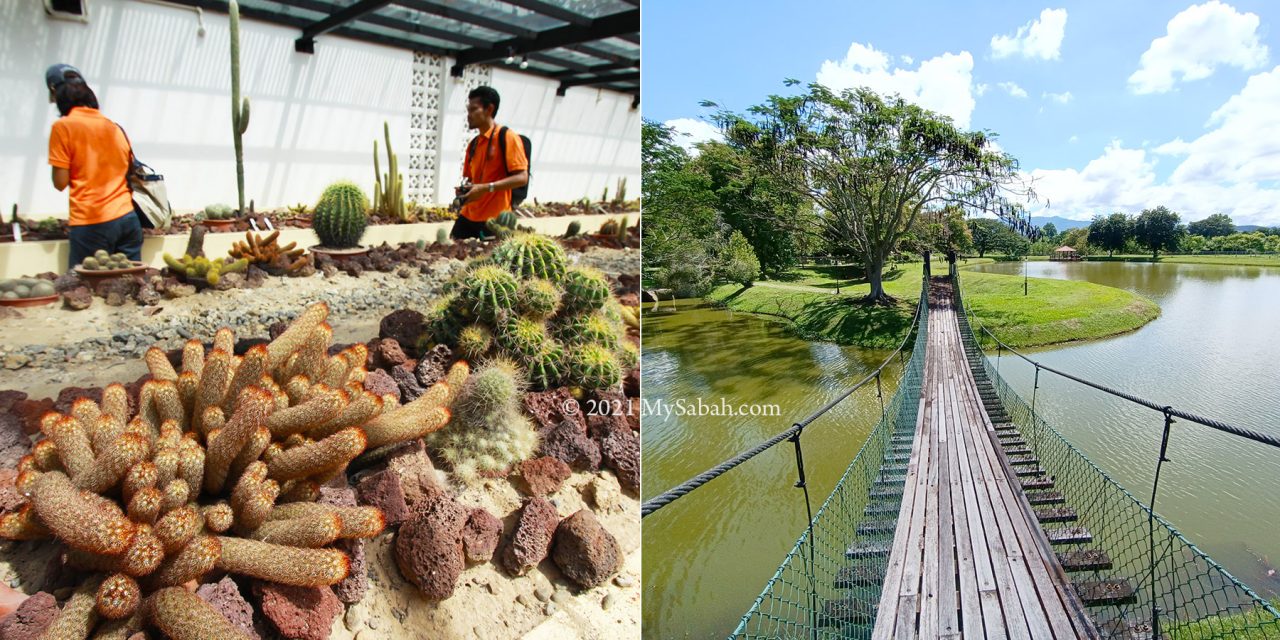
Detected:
left=275, top=0, right=484, bottom=48
left=550, top=60, right=637, bottom=78
left=500, top=0, right=590, bottom=26
left=394, top=0, right=537, bottom=39
left=556, top=71, right=638, bottom=96
left=295, top=0, right=393, bottom=53
left=565, top=42, right=633, bottom=65
left=450, top=8, right=638, bottom=75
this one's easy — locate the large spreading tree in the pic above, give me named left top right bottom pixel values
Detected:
left=715, top=82, right=1026, bottom=303
left=1134, top=206, right=1184, bottom=258
left=1088, top=213, right=1133, bottom=257
left=1187, top=213, right=1235, bottom=238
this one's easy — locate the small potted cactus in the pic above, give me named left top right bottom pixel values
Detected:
left=0, top=277, right=59, bottom=306
left=73, top=249, right=146, bottom=282
left=309, top=181, right=370, bottom=261
left=200, top=203, right=238, bottom=231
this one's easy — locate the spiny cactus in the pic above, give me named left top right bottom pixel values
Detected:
left=460, top=265, right=519, bottom=320
left=561, top=266, right=611, bottom=312
left=434, top=359, right=538, bottom=483
left=229, top=230, right=309, bottom=275
left=492, top=233, right=568, bottom=282
left=554, top=312, right=622, bottom=346
left=564, top=220, right=582, bottom=238
left=496, top=313, right=549, bottom=360
left=373, top=121, right=408, bottom=222
left=313, top=181, right=369, bottom=249
left=436, top=227, right=452, bottom=246
left=526, top=341, right=565, bottom=391
left=567, top=342, right=622, bottom=390
left=457, top=325, right=493, bottom=361
left=229, top=0, right=250, bottom=216
left=0, top=301, right=462, bottom=638
left=518, top=278, right=561, bottom=318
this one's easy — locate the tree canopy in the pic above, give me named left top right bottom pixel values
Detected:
left=716, top=82, right=1027, bottom=302
left=1088, top=213, right=1133, bottom=257
left=1187, top=213, right=1235, bottom=238
left=1134, top=206, right=1184, bottom=258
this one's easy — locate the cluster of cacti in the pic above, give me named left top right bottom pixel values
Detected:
left=0, top=302, right=467, bottom=638
left=612, top=177, right=627, bottom=206
left=229, top=0, right=251, bottom=216
left=229, top=230, right=309, bottom=275
left=313, top=182, right=369, bottom=249
left=373, top=122, right=409, bottom=222
left=80, top=250, right=135, bottom=271
left=287, top=203, right=309, bottom=216
left=598, top=215, right=630, bottom=242
left=0, top=278, right=56, bottom=300
left=162, top=254, right=249, bottom=285
left=425, top=234, right=633, bottom=392
left=36, top=217, right=63, bottom=235
left=431, top=359, right=538, bottom=483
left=202, top=204, right=236, bottom=221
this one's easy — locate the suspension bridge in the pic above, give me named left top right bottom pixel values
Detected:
left=642, top=270, right=1280, bottom=639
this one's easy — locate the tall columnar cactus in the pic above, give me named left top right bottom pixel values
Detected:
left=435, top=360, right=539, bottom=483
left=492, top=233, right=568, bottom=282
left=229, top=0, right=251, bottom=216
left=313, top=182, right=369, bottom=249
left=373, top=121, right=407, bottom=222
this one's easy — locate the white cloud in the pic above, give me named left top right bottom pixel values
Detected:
left=901, top=55, right=913, bottom=65
left=1128, top=1, right=1268, bottom=94
left=1027, top=66, right=1280, bottom=225
left=991, top=8, right=1068, bottom=60
left=1043, top=90, right=1073, bottom=103
left=998, top=81, right=1029, bottom=98
left=816, top=41, right=976, bottom=128
left=975, top=82, right=990, bottom=97
left=1068, top=134, right=1079, bottom=143
left=663, top=118, right=723, bottom=154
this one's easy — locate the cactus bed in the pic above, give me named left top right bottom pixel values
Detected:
left=0, top=235, right=641, bottom=638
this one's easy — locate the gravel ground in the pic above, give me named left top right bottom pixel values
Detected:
left=0, top=246, right=639, bottom=397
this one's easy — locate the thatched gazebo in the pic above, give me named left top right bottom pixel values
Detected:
left=1051, top=245, right=1081, bottom=261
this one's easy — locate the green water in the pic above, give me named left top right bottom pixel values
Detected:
left=968, top=261, right=1280, bottom=598
left=641, top=298, right=901, bottom=639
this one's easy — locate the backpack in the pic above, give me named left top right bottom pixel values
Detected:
left=467, top=126, right=531, bottom=208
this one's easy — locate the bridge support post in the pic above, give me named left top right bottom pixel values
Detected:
left=1031, top=366, right=1041, bottom=450
left=1148, top=408, right=1176, bottom=639
left=789, top=430, right=819, bottom=640
left=876, top=371, right=885, bottom=419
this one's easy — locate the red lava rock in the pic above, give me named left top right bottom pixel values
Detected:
left=0, top=413, right=30, bottom=469
left=196, top=576, right=261, bottom=640
left=373, top=338, right=407, bottom=369
left=0, top=591, right=58, bottom=640
left=624, top=366, right=639, bottom=399
left=462, top=508, right=502, bottom=563
left=395, top=495, right=468, bottom=600
left=390, top=363, right=425, bottom=403
left=61, top=286, right=92, bottom=311
left=501, top=496, right=560, bottom=576
left=9, top=398, right=54, bottom=435
left=268, top=321, right=290, bottom=341
left=355, top=470, right=410, bottom=527
left=315, top=485, right=369, bottom=603
left=617, top=293, right=639, bottom=307
left=518, top=457, right=572, bottom=496
left=596, top=422, right=639, bottom=494
left=552, top=509, right=621, bottom=589
left=523, top=388, right=586, bottom=433
left=0, top=469, right=23, bottom=512
left=386, top=442, right=451, bottom=509
left=413, top=344, right=453, bottom=388
left=0, top=391, right=27, bottom=413
left=254, top=582, right=341, bottom=640
left=361, top=368, right=400, bottom=403
left=379, top=309, right=427, bottom=357
left=53, top=386, right=103, bottom=416
left=52, top=272, right=82, bottom=294
left=538, top=419, right=601, bottom=471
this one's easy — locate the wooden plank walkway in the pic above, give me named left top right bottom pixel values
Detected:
left=871, top=279, right=1099, bottom=639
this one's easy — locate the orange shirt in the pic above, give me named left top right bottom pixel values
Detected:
left=48, top=107, right=134, bottom=226
left=460, top=123, right=528, bottom=222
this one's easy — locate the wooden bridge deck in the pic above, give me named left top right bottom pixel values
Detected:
left=871, top=280, right=1099, bottom=639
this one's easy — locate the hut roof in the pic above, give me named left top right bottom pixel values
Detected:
left=1054, top=246, right=1078, bottom=253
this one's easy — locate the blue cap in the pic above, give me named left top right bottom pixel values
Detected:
left=45, top=64, right=85, bottom=91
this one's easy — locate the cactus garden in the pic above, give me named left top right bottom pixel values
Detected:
left=0, top=225, right=640, bottom=638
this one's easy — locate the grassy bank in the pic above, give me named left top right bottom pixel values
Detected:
left=1026, top=254, right=1280, bottom=267
left=706, top=259, right=1159, bottom=349
left=1167, top=601, right=1280, bottom=639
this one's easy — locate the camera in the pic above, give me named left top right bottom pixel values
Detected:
left=448, top=178, right=473, bottom=213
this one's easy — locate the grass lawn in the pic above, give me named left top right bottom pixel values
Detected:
left=1026, top=254, right=1280, bottom=267
left=707, top=259, right=1159, bottom=349
left=1166, top=601, right=1280, bottom=639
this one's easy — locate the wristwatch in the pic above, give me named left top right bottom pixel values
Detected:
left=487, top=183, right=494, bottom=193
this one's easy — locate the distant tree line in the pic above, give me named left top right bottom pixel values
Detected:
left=1028, top=210, right=1280, bottom=258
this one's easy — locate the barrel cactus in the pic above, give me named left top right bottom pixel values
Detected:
left=567, top=343, right=622, bottom=390
left=492, top=233, right=568, bottom=282
left=561, top=266, right=611, bottom=312
left=456, top=325, right=493, bottom=361
left=312, top=182, right=369, bottom=249
left=554, top=312, right=622, bottom=346
left=460, top=265, right=519, bottom=320
left=518, top=279, right=561, bottom=318
left=497, top=314, right=549, bottom=360
left=434, top=359, right=539, bottom=483
left=526, top=341, right=565, bottom=391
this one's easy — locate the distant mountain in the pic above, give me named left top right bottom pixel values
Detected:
left=1238, top=224, right=1264, bottom=232
left=1028, top=216, right=1091, bottom=232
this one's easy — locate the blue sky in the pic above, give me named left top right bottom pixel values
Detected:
left=643, top=0, right=1280, bottom=225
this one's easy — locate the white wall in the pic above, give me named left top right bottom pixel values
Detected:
left=0, top=0, right=640, bottom=217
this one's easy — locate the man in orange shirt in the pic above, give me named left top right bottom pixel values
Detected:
left=48, top=77, right=143, bottom=270
left=451, top=86, right=529, bottom=240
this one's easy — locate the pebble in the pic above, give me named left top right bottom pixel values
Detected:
left=533, top=585, right=553, bottom=603
left=367, top=616, right=382, bottom=630
left=516, top=593, right=531, bottom=607
left=344, top=605, right=366, bottom=631
left=614, top=575, right=634, bottom=588
left=551, top=589, right=570, bottom=605
left=544, top=602, right=557, bottom=616
left=602, top=594, right=616, bottom=611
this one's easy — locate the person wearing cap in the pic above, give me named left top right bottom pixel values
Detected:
left=46, top=66, right=143, bottom=270
left=451, top=86, right=528, bottom=240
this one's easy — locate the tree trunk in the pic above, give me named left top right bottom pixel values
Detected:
left=1109, top=249, right=1113, bottom=257
left=1153, top=248, right=1159, bottom=259
left=978, top=247, right=985, bottom=258
left=865, top=256, right=890, bottom=303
